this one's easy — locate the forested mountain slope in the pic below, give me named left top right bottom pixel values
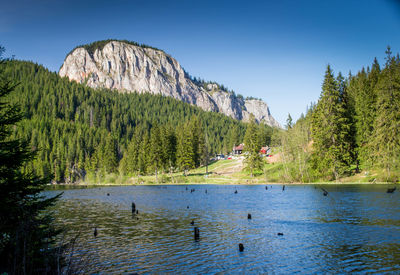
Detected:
left=4, top=60, right=275, bottom=182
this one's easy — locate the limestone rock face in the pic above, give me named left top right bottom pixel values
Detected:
left=243, top=99, right=280, bottom=127
left=59, top=40, right=280, bottom=127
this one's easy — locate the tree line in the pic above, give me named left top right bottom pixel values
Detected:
left=279, top=47, right=400, bottom=182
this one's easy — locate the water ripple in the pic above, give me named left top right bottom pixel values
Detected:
left=44, top=184, right=400, bottom=273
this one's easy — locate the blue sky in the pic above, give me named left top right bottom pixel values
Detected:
left=1, top=0, right=400, bottom=125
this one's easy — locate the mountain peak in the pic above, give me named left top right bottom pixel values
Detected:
left=59, top=40, right=280, bottom=127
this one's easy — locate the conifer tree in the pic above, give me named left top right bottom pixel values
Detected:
left=337, top=72, right=357, bottom=169
left=0, top=47, right=61, bottom=273
left=243, top=116, right=263, bottom=177
left=149, top=124, right=163, bottom=182
left=371, top=47, right=400, bottom=181
left=176, top=122, right=195, bottom=175
left=138, top=131, right=150, bottom=175
left=286, top=113, right=293, bottom=129
left=227, top=125, right=240, bottom=153
left=349, top=59, right=381, bottom=168
left=162, top=125, right=177, bottom=173
left=311, top=65, right=353, bottom=180
left=119, top=127, right=141, bottom=175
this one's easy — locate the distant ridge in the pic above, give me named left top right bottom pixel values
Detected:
left=66, top=39, right=165, bottom=59
left=60, top=40, right=281, bottom=127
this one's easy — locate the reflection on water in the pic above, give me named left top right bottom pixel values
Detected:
left=45, top=184, right=400, bottom=273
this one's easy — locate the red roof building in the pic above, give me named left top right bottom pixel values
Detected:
left=233, top=144, right=244, bottom=154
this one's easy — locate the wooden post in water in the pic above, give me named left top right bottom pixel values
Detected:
left=132, top=202, right=136, bottom=213
left=239, top=243, right=244, bottom=252
left=194, top=227, right=200, bottom=240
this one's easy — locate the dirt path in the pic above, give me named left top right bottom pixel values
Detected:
left=210, top=158, right=244, bottom=175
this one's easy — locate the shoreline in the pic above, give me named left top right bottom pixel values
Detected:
left=48, top=181, right=397, bottom=187
left=47, top=159, right=399, bottom=187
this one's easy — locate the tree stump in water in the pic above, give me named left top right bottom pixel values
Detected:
left=194, top=227, right=200, bottom=240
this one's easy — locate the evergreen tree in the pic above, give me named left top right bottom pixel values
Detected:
left=243, top=116, right=263, bottom=177
left=176, top=122, right=195, bottom=175
left=337, top=72, right=357, bottom=170
left=102, top=134, right=118, bottom=173
left=189, top=116, right=205, bottom=167
left=119, top=126, right=141, bottom=175
left=371, top=47, right=400, bottom=181
left=311, top=65, right=353, bottom=180
left=149, top=124, right=163, bottom=182
left=227, top=124, right=240, bottom=153
left=286, top=113, right=293, bottom=129
left=0, top=47, right=61, bottom=274
left=162, top=125, right=177, bottom=173
left=138, top=131, right=150, bottom=175
left=348, top=60, right=381, bottom=168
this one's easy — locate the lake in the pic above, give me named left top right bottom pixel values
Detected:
left=45, top=184, right=400, bottom=274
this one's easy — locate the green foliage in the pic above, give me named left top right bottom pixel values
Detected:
left=285, top=113, right=293, bottom=129
left=0, top=48, right=62, bottom=274
left=176, top=121, right=196, bottom=174
left=280, top=112, right=313, bottom=182
left=149, top=124, right=163, bottom=181
left=311, top=65, right=353, bottom=180
left=347, top=62, right=380, bottom=168
left=278, top=48, right=400, bottom=183
left=370, top=48, right=400, bottom=181
left=226, top=124, right=241, bottom=154
left=119, top=126, right=141, bottom=175
left=243, top=116, right=264, bottom=177
left=4, top=60, right=247, bottom=182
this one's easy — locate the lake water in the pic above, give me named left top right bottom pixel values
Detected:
left=45, top=184, right=400, bottom=274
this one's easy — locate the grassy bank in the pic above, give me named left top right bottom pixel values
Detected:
left=62, top=158, right=398, bottom=186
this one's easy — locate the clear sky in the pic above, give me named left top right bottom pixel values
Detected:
left=1, top=0, right=400, bottom=125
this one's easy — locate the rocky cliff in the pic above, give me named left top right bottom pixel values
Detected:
left=59, top=40, right=280, bottom=127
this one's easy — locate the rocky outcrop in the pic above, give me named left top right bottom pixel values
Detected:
left=59, top=40, right=280, bottom=127
left=243, top=99, right=280, bottom=126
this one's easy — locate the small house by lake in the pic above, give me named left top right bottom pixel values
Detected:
left=233, top=144, right=244, bottom=155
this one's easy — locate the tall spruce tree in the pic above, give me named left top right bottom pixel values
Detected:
left=243, top=116, right=263, bottom=177
left=119, top=126, right=141, bottom=175
left=337, top=72, right=357, bottom=169
left=103, top=134, right=118, bottom=173
left=371, top=47, right=400, bottom=181
left=176, top=122, right=195, bottom=175
left=227, top=125, right=240, bottom=153
left=149, top=124, right=163, bottom=182
left=0, top=47, right=62, bottom=274
left=187, top=116, right=205, bottom=167
left=138, top=131, right=150, bottom=175
left=162, top=125, right=177, bottom=173
left=311, top=65, right=353, bottom=180
left=349, top=60, right=381, bottom=168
